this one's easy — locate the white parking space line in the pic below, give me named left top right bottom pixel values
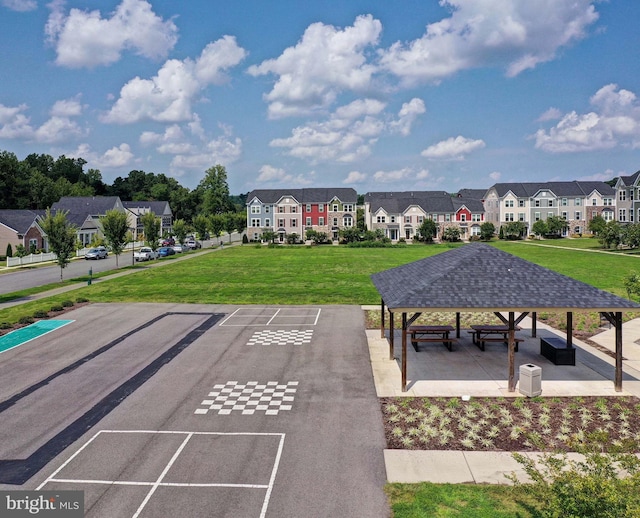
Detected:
left=37, top=430, right=286, bottom=517
left=219, top=307, right=321, bottom=327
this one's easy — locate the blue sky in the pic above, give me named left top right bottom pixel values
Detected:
left=1, top=0, right=639, bottom=194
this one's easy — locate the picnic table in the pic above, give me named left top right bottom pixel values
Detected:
left=469, top=325, right=523, bottom=351
left=407, top=325, right=456, bottom=352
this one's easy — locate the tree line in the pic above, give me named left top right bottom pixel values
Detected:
left=0, top=150, right=247, bottom=222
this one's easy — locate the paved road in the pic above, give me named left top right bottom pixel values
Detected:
left=0, top=234, right=241, bottom=296
left=0, top=303, right=389, bottom=517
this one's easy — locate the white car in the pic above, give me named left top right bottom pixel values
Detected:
left=172, top=244, right=184, bottom=253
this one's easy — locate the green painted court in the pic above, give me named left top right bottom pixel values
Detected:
left=0, top=320, right=73, bottom=354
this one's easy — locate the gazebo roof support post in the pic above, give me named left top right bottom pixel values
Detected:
left=456, top=312, right=461, bottom=338
left=508, top=311, right=516, bottom=392
left=532, top=312, right=537, bottom=338
left=402, top=312, right=408, bottom=392
left=389, top=311, right=395, bottom=361
left=566, top=312, right=573, bottom=348
left=380, top=298, right=385, bottom=338
left=615, top=311, right=623, bottom=392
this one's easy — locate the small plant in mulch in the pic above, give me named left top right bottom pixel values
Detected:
left=18, top=316, right=34, bottom=325
left=50, top=304, right=64, bottom=312
left=0, top=322, right=11, bottom=330
left=32, top=310, right=49, bottom=319
left=61, top=300, right=74, bottom=307
left=381, top=396, right=640, bottom=453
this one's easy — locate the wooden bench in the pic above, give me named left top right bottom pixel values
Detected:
left=540, top=336, right=575, bottom=365
left=468, top=330, right=523, bottom=351
left=408, top=325, right=457, bottom=352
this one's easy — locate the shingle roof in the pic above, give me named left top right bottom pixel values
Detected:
left=365, top=191, right=462, bottom=214
left=247, top=188, right=357, bottom=204
left=51, top=196, right=122, bottom=227
left=122, top=200, right=171, bottom=215
left=371, top=243, right=640, bottom=313
left=490, top=181, right=614, bottom=198
left=0, top=210, right=45, bottom=234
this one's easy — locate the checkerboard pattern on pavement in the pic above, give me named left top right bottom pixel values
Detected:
left=195, top=381, right=299, bottom=415
left=247, top=329, right=313, bottom=346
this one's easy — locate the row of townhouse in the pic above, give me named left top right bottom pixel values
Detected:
left=483, top=181, right=616, bottom=236
left=364, top=191, right=486, bottom=241
left=0, top=196, right=173, bottom=254
left=614, top=170, right=640, bottom=224
left=246, top=188, right=358, bottom=242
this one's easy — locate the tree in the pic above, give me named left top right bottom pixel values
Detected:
left=223, top=212, right=237, bottom=242
left=546, top=215, right=566, bottom=237
left=172, top=218, right=188, bottom=245
left=261, top=229, right=276, bottom=243
left=502, top=221, right=527, bottom=240
left=532, top=219, right=548, bottom=239
left=479, top=222, right=495, bottom=241
left=588, top=215, right=606, bottom=236
left=599, top=221, right=622, bottom=249
left=339, top=227, right=360, bottom=243
left=209, top=214, right=225, bottom=242
left=140, top=211, right=161, bottom=250
left=192, top=214, right=209, bottom=240
left=198, top=164, right=232, bottom=215
left=5, top=243, right=12, bottom=258
left=100, top=209, right=130, bottom=267
left=417, top=219, right=437, bottom=243
left=441, top=226, right=461, bottom=242
left=621, top=223, right=640, bottom=249
left=40, top=209, right=77, bottom=281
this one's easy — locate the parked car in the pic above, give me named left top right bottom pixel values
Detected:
left=161, top=237, right=175, bottom=246
left=186, top=239, right=201, bottom=250
left=85, top=247, right=108, bottom=260
left=157, top=246, right=176, bottom=257
left=134, top=247, right=158, bottom=261
left=172, top=244, right=184, bottom=253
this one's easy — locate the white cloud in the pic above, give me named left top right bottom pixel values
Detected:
left=2, top=0, right=36, bottom=12
left=270, top=98, right=387, bottom=163
left=33, top=116, right=84, bottom=143
left=0, top=103, right=33, bottom=139
left=256, top=165, right=313, bottom=185
left=46, top=0, right=178, bottom=68
left=50, top=96, right=83, bottom=117
left=378, top=0, right=599, bottom=86
left=248, top=15, right=382, bottom=118
left=70, top=143, right=135, bottom=169
left=343, top=171, right=367, bottom=184
left=537, top=108, right=562, bottom=122
left=373, top=167, right=413, bottom=183
left=489, top=171, right=501, bottom=181
left=577, top=170, right=616, bottom=182
left=421, top=136, right=486, bottom=159
left=534, top=84, right=640, bottom=152
left=102, top=36, right=247, bottom=124
left=389, top=98, right=426, bottom=136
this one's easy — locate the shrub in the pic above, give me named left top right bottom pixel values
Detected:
left=61, top=300, right=74, bottom=307
left=33, top=310, right=49, bottom=319
left=76, top=297, right=89, bottom=303
left=50, top=304, right=64, bottom=312
left=508, top=448, right=640, bottom=518
left=242, top=234, right=249, bottom=244
left=0, top=322, right=12, bottom=329
left=18, top=316, right=34, bottom=325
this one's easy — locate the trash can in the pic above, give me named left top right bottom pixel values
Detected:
left=519, top=364, right=542, bottom=397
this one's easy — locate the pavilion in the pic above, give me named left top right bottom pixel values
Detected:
left=370, top=243, right=640, bottom=392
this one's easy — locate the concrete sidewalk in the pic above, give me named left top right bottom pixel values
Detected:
left=364, top=308, right=640, bottom=484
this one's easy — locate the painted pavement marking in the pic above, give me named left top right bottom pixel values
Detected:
left=247, top=329, right=314, bottom=346
left=0, top=320, right=74, bottom=354
left=219, top=307, right=321, bottom=327
left=195, top=381, right=298, bottom=415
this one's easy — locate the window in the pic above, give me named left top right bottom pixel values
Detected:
left=459, top=214, right=466, bottom=222
left=319, top=217, right=325, bottom=225
left=445, top=214, right=451, bottom=222
left=562, top=198, right=567, bottom=206
left=417, top=216, right=424, bottom=224
left=332, top=217, right=338, bottom=226
left=278, top=206, right=284, bottom=213
left=278, top=218, right=284, bottom=227
left=534, top=212, right=541, bottom=221
left=603, top=198, right=612, bottom=206
left=306, top=217, right=312, bottom=226
left=518, top=213, right=525, bottom=222
left=390, top=215, right=396, bottom=223
left=548, top=212, right=554, bottom=219
left=319, top=204, right=324, bottom=212
left=376, top=215, right=386, bottom=223
left=547, top=199, right=554, bottom=207
left=291, top=219, right=297, bottom=227
left=603, top=211, right=612, bottom=221
left=265, top=218, right=270, bottom=227
left=535, top=199, right=540, bottom=207
left=592, top=198, right=597, bottom=206
left=518, top=199, right=525, bottom=207
left=306, top=204, right=311, bottom=212
left=562, top=211, right=568, bottom=219
left=251, top=205, right=260, bottom=214
left=343, top=216, right=353, bottom=227
left=619, top=190, right=626, bottom=201
left=251, top=218, right=261, bottom=227
left=472, top=213, right=481, bottom=222
left=291, top=206, right=297, bottom=213
left=505, top=200, right=514, bottom=208
left=505, top=213, right=514, bottom=222
left=405, top=216, right=411, bottom=223
left=575, top=211, right=581, bottom=220
left=29, top=238, right=38, bottom=250
left=575, top=198, right=581, bottom=206
left=265, top=206, right=270, bottom=213
left=344, top=204, right=353, bottom=211
left=332, top=204, right=339, bottom=211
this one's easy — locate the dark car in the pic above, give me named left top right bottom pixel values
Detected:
left=161, top=237, right=175, bottom=246
left=157, top=246, right=176, bottom=257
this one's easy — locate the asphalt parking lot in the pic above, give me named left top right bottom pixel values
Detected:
left=0, top=303, right=389, bottom=517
